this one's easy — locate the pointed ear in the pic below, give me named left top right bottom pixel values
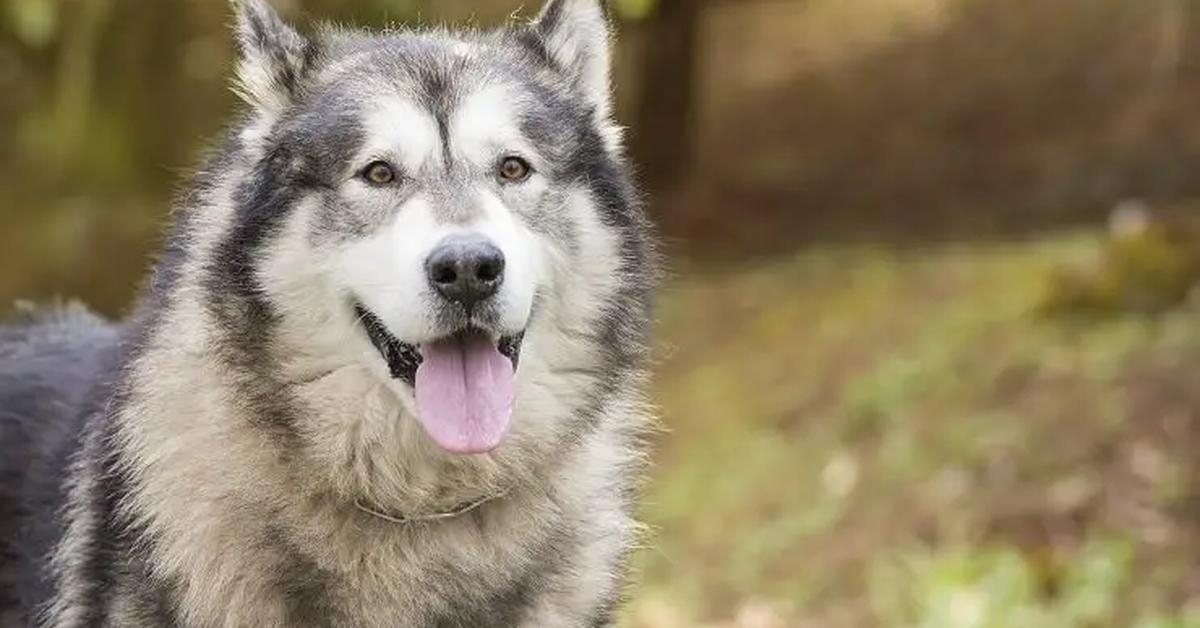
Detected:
left=533, top=0, right=614, bottom=118
left=231, top=0, right=316, bottom=114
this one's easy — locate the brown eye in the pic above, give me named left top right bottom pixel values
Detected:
left=362, top=161, right=397, bottom=185
left=498, top=156, right=531, bottom=182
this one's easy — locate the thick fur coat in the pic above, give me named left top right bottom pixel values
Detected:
left=0, top=1, right=659, bottom=625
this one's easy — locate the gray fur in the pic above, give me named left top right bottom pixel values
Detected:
left=0, top=308, right=121, bottom=627
left=0, top=1, right=659, bottom=626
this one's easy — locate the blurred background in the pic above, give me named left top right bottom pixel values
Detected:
left=6, top=0, right=1200, bottom=626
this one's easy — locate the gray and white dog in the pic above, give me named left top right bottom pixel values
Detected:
left=0, top=0, right=659, bottom=625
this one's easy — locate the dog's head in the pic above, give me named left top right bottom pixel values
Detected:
left=212, top=0, right=655, bottom=469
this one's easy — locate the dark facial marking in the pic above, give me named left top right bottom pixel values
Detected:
left=202, top=140, right=317, bottom=441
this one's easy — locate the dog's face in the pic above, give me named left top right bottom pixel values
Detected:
left=222, top=0, right=651, bottom=466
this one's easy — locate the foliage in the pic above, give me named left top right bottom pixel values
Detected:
left=869, top=539, right=1134, bottom=628
left=630, top=233, right=1200, bottom=626
left=1042, top=206, right=1200, bottom=316
left=613, top=0, right=658, bottom=21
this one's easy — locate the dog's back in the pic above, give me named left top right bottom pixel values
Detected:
left=0, top=308, right=120, bottom=624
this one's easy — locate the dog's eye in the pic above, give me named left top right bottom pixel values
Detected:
left=361, top=161, right=397, bottom=185
left=498, top=157, right=531, bottom=183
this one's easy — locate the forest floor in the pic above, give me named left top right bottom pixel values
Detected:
left=627, top=231, right=1200, bottom=628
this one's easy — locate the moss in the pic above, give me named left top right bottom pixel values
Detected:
left=1041, top=216, right=1200, bottom=316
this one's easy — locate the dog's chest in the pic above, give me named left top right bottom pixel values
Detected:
left=193, top=508, right=567, bottom=628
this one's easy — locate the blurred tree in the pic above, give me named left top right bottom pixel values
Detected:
left=628, top=0, right=701, bottom=192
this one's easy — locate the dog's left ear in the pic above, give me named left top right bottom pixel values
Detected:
left=231, top=0, right=317, bottom=114
left=533, top=0, right=614, bottom=119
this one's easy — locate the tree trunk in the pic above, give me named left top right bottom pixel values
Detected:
left=629, top=0, right=702, bottom=193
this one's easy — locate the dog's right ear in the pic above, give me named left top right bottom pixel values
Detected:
left=231, top=0, right=316, bottom=114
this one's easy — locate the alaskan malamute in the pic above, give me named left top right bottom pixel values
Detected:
left=0, top=0, right=659, bottom=625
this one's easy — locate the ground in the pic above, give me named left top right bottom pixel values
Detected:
left=628, top=232, right=1200, bottom=628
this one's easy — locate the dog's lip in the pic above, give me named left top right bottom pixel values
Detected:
left=354, top=303, right=422, bottom=385
left=351, top=302, right=524, bottom=386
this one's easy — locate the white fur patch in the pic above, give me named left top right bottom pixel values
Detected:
left=360, top=96, right=441, bottom=176
left=334, top=195, right=444, bottom=343
left=467, top=187, right=545, bottom=335
left=234, top=55, right=291, bottom=114
left=450, top=84, right=541, bottom=169
left=331, top=189, right=545, bottom=344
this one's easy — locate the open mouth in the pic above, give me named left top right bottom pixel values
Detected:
left=354, top=304, right=524, bottom=385
left=353, top=302, right=525, bottom=454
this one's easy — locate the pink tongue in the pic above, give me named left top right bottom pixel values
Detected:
left=414, top=333, right=515, bottom=454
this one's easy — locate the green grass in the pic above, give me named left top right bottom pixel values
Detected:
left=628, top=233, right=1200, bottom=627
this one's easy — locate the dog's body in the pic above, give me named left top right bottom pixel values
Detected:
left=0, top=1, right=659, bottom=625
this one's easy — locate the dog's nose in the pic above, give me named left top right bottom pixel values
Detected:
left=425, top=236, right=506, bottom=307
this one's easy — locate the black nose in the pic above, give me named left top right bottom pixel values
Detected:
left=425, top=236, right=506, bottom=307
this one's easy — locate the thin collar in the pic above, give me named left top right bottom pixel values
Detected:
left=354, top=487, right=511, bottom=525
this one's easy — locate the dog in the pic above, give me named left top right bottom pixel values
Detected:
left=0, top=0, right=660, bottom=625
